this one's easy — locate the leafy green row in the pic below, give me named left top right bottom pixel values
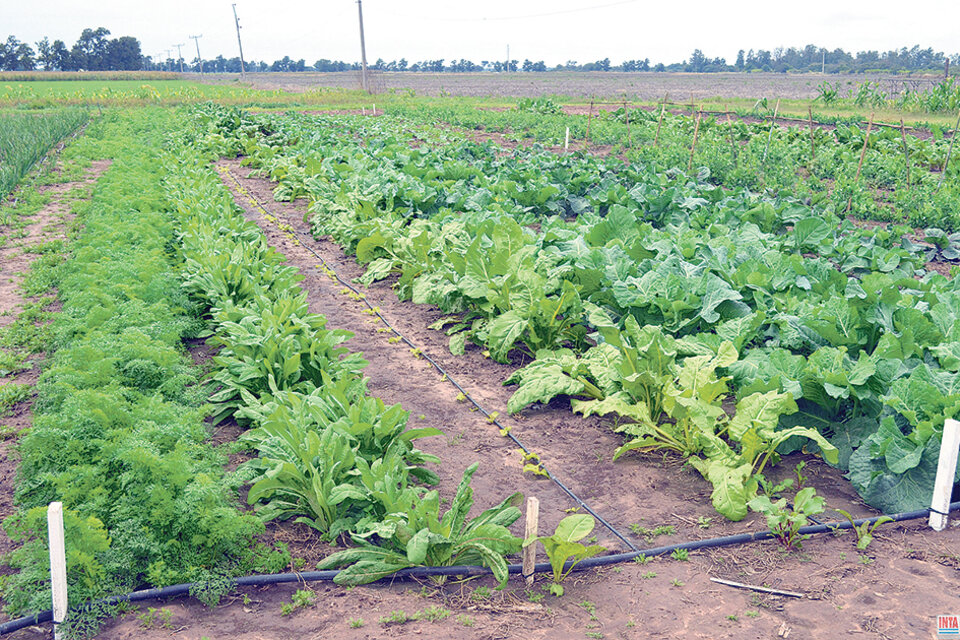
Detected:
left=170, top=121, right=525, bottom=586
left=1, top=110, right=269, bottom=619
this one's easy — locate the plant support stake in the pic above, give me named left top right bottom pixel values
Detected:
left=586, top=100, right=594, bottom=143
left=846, top=113, right=874, bottom=213
left=48, top=502, right=67, bottom=640
left=761, top=98, right=781, bottom=166
left=564, top=127, right=570, bottom=152
left=937, top=110, right=960, bottom=193
left=900, top=119, right=911, bottom=189
left=808, top=106, right=816, bottom=161
left=929, top=418, right=960, bottom=531
left=523, top=497, right=539, bottom=585
left=654, top=94, right=667, bottom=147
left=688, top=108, right=702, bottom=173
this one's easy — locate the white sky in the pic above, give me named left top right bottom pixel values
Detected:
left=6, top=0, right=959, bottom=65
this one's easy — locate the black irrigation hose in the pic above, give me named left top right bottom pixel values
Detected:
left=3, top=501, right=956, bottom=636
left=221, top=167, right=640, bottom=553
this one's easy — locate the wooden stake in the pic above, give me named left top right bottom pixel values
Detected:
left=808, top=106, right=816, bottom=161
left=929, top=418, right=960, bottom=531
left=586, top=100, right=594, bottom=144
left=710, top=578, right=804, bottom=599
left=854, top=113, right=875, bottom=182
left=687, top=108, right=702, bottom=173
left=624, top=100, right=631, bottom=148
left=48, top=502, right=67, bottom=640
left=654, top=94, right=667, bottom=147
left=564, top=127, right=570, bottom=152
left=846, top=113, right=874, bottom=213
left=937, top=109, right=960, bottom=192
left=761, top=98, right=781, bottom=166
left=522, top=497, right=540, bottom=585
left=726, top=110, right=738, bottom=169
left=900, top=118, right=911, bottom=189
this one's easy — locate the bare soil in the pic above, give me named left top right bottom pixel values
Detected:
left=69, top=159, right=958, bottom=640
left=230, top=71, right=934, bottom=101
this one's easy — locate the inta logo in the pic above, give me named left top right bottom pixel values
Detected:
left=940, top=615, right=960, bottom=636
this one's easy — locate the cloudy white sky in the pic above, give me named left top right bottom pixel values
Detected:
left=6, top=0, right=959, bottom=65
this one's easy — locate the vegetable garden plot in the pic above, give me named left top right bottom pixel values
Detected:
left=2, top=102, right=959, bottom=640
left=192, top=104, right=960, bottom=521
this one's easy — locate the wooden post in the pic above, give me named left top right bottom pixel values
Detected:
left=688, top=108, right=702, bottom=173
left=854, top=113, right=875, bottom=182
left=564, top=127, right=570, bottom=152
left=937, top=110, right=960, bottom=192
left=624, top=100, right=631, bottom=148
left=929, top=419, right=960, bottom=531
left=48, top=502, right=67, bottom=640
left=586, top=100, right=594, bottom=144
left=846, top=113, right=874, bottom=213
left=808, top=106, right=816, bottom=161
left=900, top=118, right=911, bottom=189
left=761, top=98, right=781, bottom=166
left=372, top=104, right=376, bottom=115
left=362, top=106, right=365, bottom=116
left=654, top=94, right=667, bottom=147
left=726, top=110, right=738, bottom=169
left=522, top=497, right=540, bottom=585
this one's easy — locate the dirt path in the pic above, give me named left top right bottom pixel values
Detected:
left=72, top=159, right=959, bottom=640
left=0, top=160, right=111, bottom=577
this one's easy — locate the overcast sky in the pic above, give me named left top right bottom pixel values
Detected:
left=6, top=0, right=959, bottom=65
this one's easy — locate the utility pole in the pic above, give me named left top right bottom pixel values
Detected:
left=357, top=0, right=369, bottom=93
left=174, top=43, right=184, bottom=72
left=232, top=4, right=247, bottom=80
left=164, top=49, right=172, bottom=72
left=506, top=45, right=510, bottom=72
left=821, top=51, right=825, bottom=74
left=189, top=34, right=203, bottom=74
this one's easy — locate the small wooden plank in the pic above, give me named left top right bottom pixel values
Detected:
left=710, top=577, right=803, bottom=598
left=48, top=502, right=68, bottom=640
left=930, top=418, right=960, bottom=531
left=522, top=497, right=540, bottom=585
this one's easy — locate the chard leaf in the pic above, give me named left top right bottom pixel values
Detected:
left=486, top=311, right=527, bottom=363
left=506, top=364, right=585, bottom=414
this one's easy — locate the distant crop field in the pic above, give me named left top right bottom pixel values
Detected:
left=234, top=70, right=947, bottom=101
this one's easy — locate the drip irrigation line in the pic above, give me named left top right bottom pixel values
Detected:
left=219, top=166, right=638, bottom=552
left=3, top=501, right=956, bottom=636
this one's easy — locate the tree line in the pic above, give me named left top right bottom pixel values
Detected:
left=2, top=31, right=956, bottom=75
left=1, top=29, right=142, bottom=71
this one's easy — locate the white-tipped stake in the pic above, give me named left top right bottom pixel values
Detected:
left=564, top=127, right=570, bottom=152
left=930, top=418, right=960, bottom=531
left=362, top=107, right=366, bottom=116
left=48, top=502, right=67, bottom=640
left=373, top=104, right=376, bottom=116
